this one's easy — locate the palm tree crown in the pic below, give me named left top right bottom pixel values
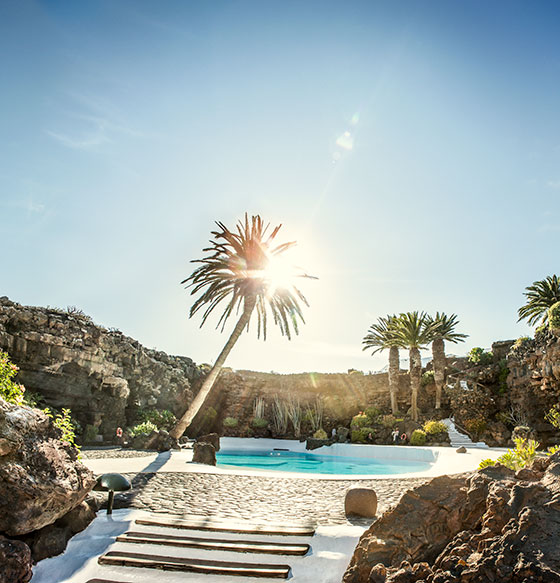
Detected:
left=185, top=214, right=311, bottom=340
left=425, top=313, right=468, bottom=344
left=362, top=315, right=402, bottom=354
left=518, top=275, right=560, bottom=326
left=393, top=311, right=432, bottom=348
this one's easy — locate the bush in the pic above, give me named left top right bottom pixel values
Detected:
left=44, top=407, right=80, bottom=453
left=513, top=336, right=531, bottom=349
left=252, top=417, right=268, bottom=428
left=0, top=350, right=25, bottom=405
left=351, top=427, right=375, bottom=443
left=22, top=390, right=46, bottom=409
left=478, top=437, right=538, bottom=470
left=548, top=301, right=560, bottom=333
left=468, top=347, right=493, bottom=365
left=410, top=429, right=427, bottom=446
left=313, top=428, right=328, bottom=440
left=421, top=371, right=435, bottom=386
left=464, top=417, right=487, bottom=439
left=83, top=424, right=99, bottom=442
left=223, top=417, right=238, bottom=428
left=138, top=408, right=176, bottom=430
left=381, top=414, right=402, bottom=428
left=351, top=413, right=370, bottom=429
left=363, top=406, right=381, bottom=423
left=129, top=421, right=158, bottom=437
left=423, top=420, right=448, bottom=436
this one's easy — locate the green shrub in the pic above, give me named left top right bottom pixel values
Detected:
left=138, top=408, right=176, bottom=430
left=468, top=347, right=493, bottom=365
left=351, top=427, right=375, bottom=443
left=351, top=413, right=370, bottom=429
left=497, top=360, right=509, bottom=394
left=200, top=406, right=218, bottom=430
left=44, top=407, right=80, bottom=453
left=313, top=428, right=328, bottom=440
left=464, top=417, right=487, bottom=439
left=495, top=411, right=510, bottom=426
left=422, top=420, right=448, bottom=436
left=421, top=370, right=435, bottom=386
left=381, top=414, right=402, bottom=428
left=548, top=302, right=560, bottom=333
left=364, top=406, right=381, bottom=422
left=83, top=424, right=99, bottom=442
left=513, top=336, right=531, bottom=349
left=22, top=390, right=46, bottom=409
left=410, top=429, right=427, bottom=446
left=545, top=406, right=560, bottom=429
left=252, top=417, right=268, bottom=428
left=478, top=437, right=538, bottom=470
left=129, top=420, right=158, bottom=437
left=0, top=350, right=25, bottom=405
left=223, top=417, right=238, bottom=428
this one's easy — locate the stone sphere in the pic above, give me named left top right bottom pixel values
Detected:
left=344, top=487, right=378, bottom=518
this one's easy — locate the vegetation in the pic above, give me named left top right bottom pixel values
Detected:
left=423, top=420, right=448, bottom=436
left=392, top=312, right=433, bottom=421
left=129, top=420, right=158, bottom=437
left=362, top=315, right=401, bottom=414
left=464, top=417, right=487, bottom=440
left=170, top=214, right=314, bottom=439
left=381, top=414, right=402, bottom=428
left=351, top=427, right=375, bottom=443
left=424, top=313, right=467, bottom=409
left=0, top=350, right=25, bottom=405
left=313, top=428, right=328, bottom=440
left=223, top=416, right=238, bottom=427
left=479, top=437, right=540, bottom=470
left=410, top=429, right=427, bottom=446
left=350, top=413, right=370, bottom=429
left=44, top=407, right=81, bottom=453
left=364, top=406, right=381, bottom=421
left=137, top=408, right=176, bottom=430
left=286, top=396, right=303, bottom=437
left=421, top=370, right=435, bottom=386
left=251, top=417, right=268, bottom=428
left=548, top=301, right=560, bottom=333
left=518, top=274, right=560, bottom=326
left=271, top=396, right=289, bottom=434
left=467, top=347, right=493, bottom=365
left=305, top=398, right=324, bottom=432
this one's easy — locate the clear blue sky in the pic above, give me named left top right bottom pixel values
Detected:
left=1, top=1, right=559, bottom=372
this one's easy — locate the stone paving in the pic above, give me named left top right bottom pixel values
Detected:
left=92, top=467, right=429, bottom=526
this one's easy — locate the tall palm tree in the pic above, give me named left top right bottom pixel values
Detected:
left=169, top=214, right=314, bottom=439
left=362, top=315, right=403, bottom=414
left=393, top=311, right=432, bottom=421
left=518, top=275, right=560, bottom=326
left=425, top=313, right=468, bottom=410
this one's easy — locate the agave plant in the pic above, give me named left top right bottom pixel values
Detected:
left=362, top=315, right=402, bottom=414
left=424, top=313, right=468, bottom=409
left=170, top=214, right=314, bottom=439
left=518, top=275, right=560, bottom=326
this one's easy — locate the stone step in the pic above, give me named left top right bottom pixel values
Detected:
left=136, top=514, right=316, bottom=537
left=98, top=550, right=291, bottom=578
left=116, top=530, right=310, bottom=555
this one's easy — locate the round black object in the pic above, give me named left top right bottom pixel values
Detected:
left=93, top=473, right=131, bottom=492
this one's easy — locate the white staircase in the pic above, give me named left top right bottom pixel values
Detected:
left=442, top=418, right=489, bottom=449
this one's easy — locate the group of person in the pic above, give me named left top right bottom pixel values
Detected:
left=391, top=428, right=407, bottom=445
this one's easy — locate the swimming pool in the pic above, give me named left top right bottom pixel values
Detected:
left=216, top=448, right=434, bottom=475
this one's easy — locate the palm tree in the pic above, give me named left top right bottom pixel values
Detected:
left=169, top=214, right=314, bottom=439
left=393, top=311, right=432, bottom=421
left=518, top=275, right=560, bottom=326
left=362, top=315, right=403, bottom=414
left=425, top=313, right=468, bottom=410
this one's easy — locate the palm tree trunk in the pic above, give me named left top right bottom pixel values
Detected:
left=169, top=295, right=257, bottom=440
left=432, top=337, right=446, bottom=409
left=409, top=346, right=422, bottom=421
left=388, top=346, right=400, bottom=414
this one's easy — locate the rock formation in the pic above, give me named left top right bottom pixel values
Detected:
left=0, top=397, right=96, bottom=536
left=0, top=297, right=201, bottom=438
left=343, top=453, right=560, bottom=582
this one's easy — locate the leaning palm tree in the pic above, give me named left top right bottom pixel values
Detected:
left=362, top=315, right=403, bottom=414
left=518, top=275, right=560, bottom=326
left=425, top=313, right=468, bottom=410
left=169, top=215, right=314, bottom=440
left=393, top=311, right=432, bottom=421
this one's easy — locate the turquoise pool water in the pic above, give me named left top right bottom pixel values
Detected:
left=216, top=449, right=433, bottom=475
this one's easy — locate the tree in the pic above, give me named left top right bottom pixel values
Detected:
left=425, top=313, right=468, bottom=409
left=362, top=315, right=403, bottom=414
left=169, top=214, right=314, bottom=439
left=518, top=275, right=560, bottom=326
left=393, top=312, right=432, bottom=421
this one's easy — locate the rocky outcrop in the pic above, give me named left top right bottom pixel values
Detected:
left=0, top=397, right=96, bottom=536
left=343, top=453, right=560, bottom=582
left=0, top=536, right=32, bottom=583
left=507, top=330, right=560, bottom=446
left=0, top=297, right=201, bottom=438
left=192, top=442, right=216, bottom=465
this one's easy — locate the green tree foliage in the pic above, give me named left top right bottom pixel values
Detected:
left=129, top=420, right=158, bottom=437
left=468, top=347, right=493, bottom=365
left=170, top=214, right=314, bottom=439
left=410, top=429, right=427, bottom=446
left=137, top=408, right=176, bottom=430
left=518, top=274, right=560, bottom=326
left=548, top=301, right=560, bottom=333
left=423, top=420, right=448, bottom=436
left=0, top=350, right=25, bottom=405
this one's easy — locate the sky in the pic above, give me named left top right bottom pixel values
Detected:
left=1, top=0, right=560, bottom=373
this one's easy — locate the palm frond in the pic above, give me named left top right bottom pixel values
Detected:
left=518, top=275, right=560, bottom=326
left=424, top=312, right=468, bottom=344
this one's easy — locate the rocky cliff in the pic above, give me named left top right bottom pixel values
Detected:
left=0, top=297, right=201, bottom=439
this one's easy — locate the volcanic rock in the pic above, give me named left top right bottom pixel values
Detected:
left=198, top=432, right=220, bottom=451
left=0, top=398, right=96, bottom=536
left=343, top=453, right=560, bottom=582
left=192, top=442, right=216, bottom=465
left=0, top=536, right=32, bottom=583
